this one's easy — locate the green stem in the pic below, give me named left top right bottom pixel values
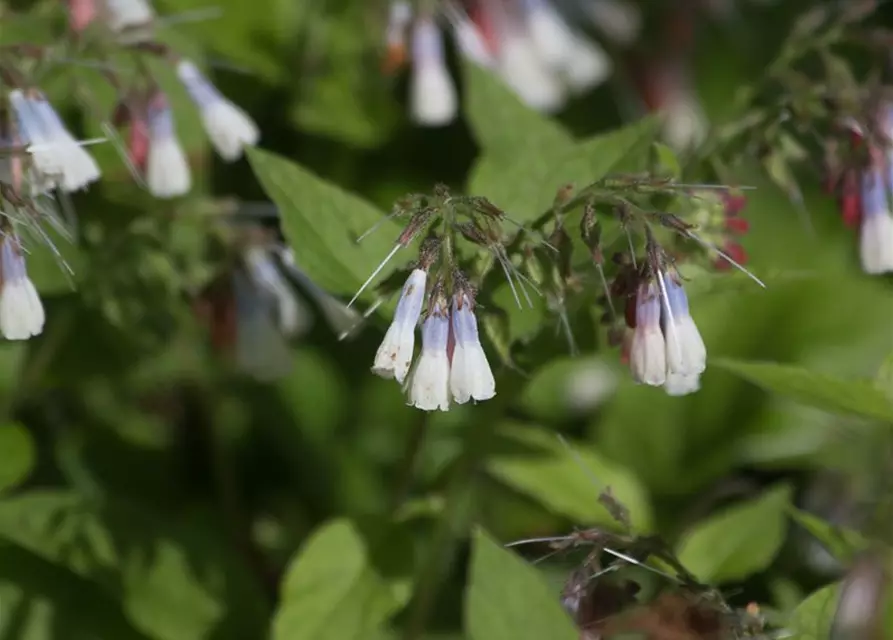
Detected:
left=400, top=413, right=495, bottom=640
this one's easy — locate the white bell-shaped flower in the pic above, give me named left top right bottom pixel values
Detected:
left=525, top=0, right=576, bottom=70
left=496, top=29, right=565, bottom=113
left=0, top=235, right=44, bottom=341
left=664, top=372, right=701, bottom=397
left=407, top=296, right=451, bottom=411
left=449, top=293, right=495, bottom=404
left=409, top=17, right=458, bottom=127
left=660, top=273, right=706, bottom=378
left=563, top=33, right=612, bottom=92
left=177, top=60, right=259, bottom=161
left=859, top=165, right=893, bottom=274
left=146, top=93, right=191, bottom=198
left=629, top=282, right=666, bottom=386
left=373, top=269, right=427, bottom=383
left=102, top=0, right=154, bottom=30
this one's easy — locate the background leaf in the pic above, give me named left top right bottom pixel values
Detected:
left=0, top=423, right=36, bottom=493
left=676, top=484, right=792, bottom=583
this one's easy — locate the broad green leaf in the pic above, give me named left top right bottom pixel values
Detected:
left=787, top=583, right=838, bottom=640
left=468, top=117, right=659, bottom=225
left=465, top=528, right=577, bottom=640
left=788, top=507, right=867, bottom=564
left=0, top=540, right=152, bottom=640
left=272, top=519, right=402, bottom=640
left=0, top=423, right=36, bottom=492
left=713, top=359, right=893, bottom=423
left=462, top=62, right=572, bottom=156
left=486, top=423, right=652, bottom=531
left=0, top=491, right=268, bottom=640
left=248, top=147, right=402, bottom=299
left=676, top=484, right=792, bottom=584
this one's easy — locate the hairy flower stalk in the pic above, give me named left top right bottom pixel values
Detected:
left=145, top=92, right=191, bottom=198
left=176, top=60, right=260, bottom=161
left=0, top=233, right=44, bottom=340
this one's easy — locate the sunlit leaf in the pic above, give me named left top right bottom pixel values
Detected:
left=714, top=359, right=893, bottom=423
left=676, top=484, right=792, bottom=583
left=272, top=519, right=402, bottom=640
left=466, top=528, right=578, bottom=640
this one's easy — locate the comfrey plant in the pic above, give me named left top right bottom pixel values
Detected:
left=349, top=174, right=760, bottom=411
left=2, top=0, right=259, bottom=201
left=383, top=0, right=639, bottom=126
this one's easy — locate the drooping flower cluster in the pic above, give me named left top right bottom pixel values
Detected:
left=386, top=0, right=640, bottom=126
left=373, top=270, right=495, bottom=412
left=625, top=272, right=707, bottom=396
left=4, top=0, right=259, bottom=203
left=0, top=232, right=44, bottom=341
left=825, top=107, right=893, bottom=275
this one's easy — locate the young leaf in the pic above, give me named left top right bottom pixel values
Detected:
left=713, top=359, right=893, bottom=424
left=272, top=519, right=403, bottom=640
left=0, top=423, right=36, bottom=493
left=462, top=61, right=573, bottom=156
left=467, top=116, right=659, bottom=225
left=652, top=142, right=682, bottom=179
left=786, top=583, right=838, bottom=640
left=788, top=507, right=867, bottom=565
left=248, top=147, right=403, bottom=299
left=465, top=528, right=578, bottom=640
left=676, top=484, right=792, bottom=584
left=485, top=423, right=652, bottom=531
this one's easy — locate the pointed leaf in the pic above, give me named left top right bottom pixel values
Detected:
left=787, top=583, right=838, bottom=640
left=462, top=62, right=572, bottom=156
left=466, top=528, right=578, bottom=640
left=272, top=519, right=402, bottom=640
left=788, top=507, right=867, bottom=565
left=676, top=484, right=792, bottom=583
left=486, top=423, right=652, bottom=531
left=714, top=359, right=893, bottom=423
left=248, top=147, right=403, bottom=299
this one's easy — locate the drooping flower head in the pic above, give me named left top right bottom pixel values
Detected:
left=0, top=233, right=44, bottom=341
left=449, top=285, right=495, bottom=404
left=408, top=289, right=451, bottom=412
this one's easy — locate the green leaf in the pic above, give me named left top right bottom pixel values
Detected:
left=788, top=507, right=867, bottom=564
left=248, top=147, right=402, bottom=299
left=676, top=484, right=792, bottom=584
left=0, top=540, right=152, bottom=640
left=713, top=359, right=893, bottom=423
left=0, top=490, right=268, bottom=640
left=272, top=519, right=402, bottom=640
left=787, top=583, right=838, bottom=640
left=486, top=423, right=652, bottom=532
left=468, top=117, right=659, bottom=225
left=652, top=142, right=682, bottom=179
left=0, top=423, right=36, bottom=492
left=465, top=528, right=578, bottom=640
left=462, top=62, right=572, bottom=156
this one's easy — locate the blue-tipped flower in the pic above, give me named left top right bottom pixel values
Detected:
left=408, top=294, right=450, bottom=411
left=0, top=234, right=44, bottom=340
left=373, top=268, right=427, bottom=383
left=146, top=92, right=191, bottom=198
left=176, top=60, right=259, bottom=161
left=660, top=272, right=706, bottom=387
left=629, top=281, right=666, bottom=386
left=859, top=164, right=893, bottom=274
left=9, top=90, right=100, bottom=192
left=449, top=293, right=495, bottom=404
left=410, top=16, right=457, bottom=126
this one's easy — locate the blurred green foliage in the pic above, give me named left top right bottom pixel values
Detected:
left=2, top=0, right=893, bottom=638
